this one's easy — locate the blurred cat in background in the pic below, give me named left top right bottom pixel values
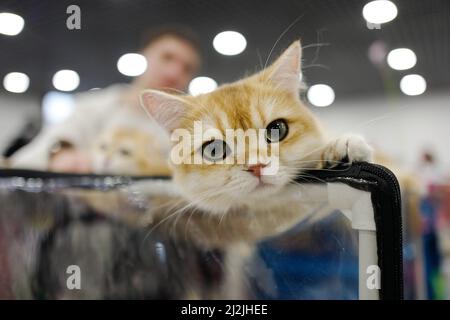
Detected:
left=79, top=124, right=171, bottom=227
left=91, top=126, right=171, bottom=176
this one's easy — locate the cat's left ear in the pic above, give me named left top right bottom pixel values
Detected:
left=140, top=90, right=188, bottom=133
left=262, top=40, right=303, bottom=96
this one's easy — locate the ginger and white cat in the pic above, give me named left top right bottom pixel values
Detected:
left=91, top=126, right=170, bottom=176
left=139, top=40, right=372, bottom=246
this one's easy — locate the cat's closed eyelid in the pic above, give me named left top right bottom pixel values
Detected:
left=119, top=148, right=132, bottom=156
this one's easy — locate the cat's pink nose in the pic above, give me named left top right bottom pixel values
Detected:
left=247, top=163, right=267, bottom=178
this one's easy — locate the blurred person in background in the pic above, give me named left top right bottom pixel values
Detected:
left=9, top=26, right=201, bottom=173
left=418, top=149, right=448, bottom=187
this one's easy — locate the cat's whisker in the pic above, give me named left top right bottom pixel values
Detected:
left=301, top=42, right=331, bottom=50
left=143, top=196, right=191, bottom=226
left=170, top=189, right=230, bottom=240
left=183, top=205, right=203, bottom=242
left=169, top=201, right=194, bottom=237
left=159, top=87, right=188, bottom=95
left=141, top=190, right=215, bottom=244
left=167, top=200, right=206, bottom=240
left=263, top=13, right=305, bottom=70
left=305, top=166, right=351, bottom=172
left=291, top=158, right=344, bottom=165
left=256, top=49, right=264, bottom=70
left=316, top=104, right=412, bottom=146
left=302, top=63, right=331, bottom=70
left=218, top=209, right=229, bottom=226
left=287, top=141, right=335, bottom=162
left=310, top=28, right=327, bottom=65
left=295, top=172, right=328, bottom=184
left=141, top=208, right=183, bottom=246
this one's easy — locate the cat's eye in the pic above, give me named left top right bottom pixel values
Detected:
left=119, top=148, right=132, bottom=156
left=201, top=139, right=230, bottom=162
left=265, top=119, right=289, bottom=143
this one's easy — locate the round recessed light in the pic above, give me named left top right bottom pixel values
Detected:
left=213, top=31, right=247, bottom=56
left=3, top=72, right=29, bottom=93
left=52, top=70, right=80, bottom=92
left=42, top=91, right=75, bottom=125
left=362, top=0, right=398, bottom=24
left=307, top=84, right=335, bottom=107
left=387, top=48, right=417, bottom=71
left=400, top=74, right=426, bottom=96
left=0, top=12, right=25, bottom=36
left=117, top=53, right=147, bottom=76
left=188, top=76, right=218, bottom=96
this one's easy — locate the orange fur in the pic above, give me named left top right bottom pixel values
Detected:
left=141, top=41, right=328, bottom=214
left=92, top=127, right=171, bottom=176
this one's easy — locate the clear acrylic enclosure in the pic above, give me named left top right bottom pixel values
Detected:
left=0, top=165, right=399, bottom=300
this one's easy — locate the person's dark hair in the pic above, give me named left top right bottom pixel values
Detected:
left=140, top=25, right=201, bottom=54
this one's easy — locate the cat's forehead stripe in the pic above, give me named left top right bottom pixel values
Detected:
left=249, top=103, right=264, bottom=128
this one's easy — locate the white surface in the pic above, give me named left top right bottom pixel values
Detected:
left=359, top=231, right=380, bottom=300
left=327, top=183, right=376, bottom=231
left=311, top=91, right=450, bottom=171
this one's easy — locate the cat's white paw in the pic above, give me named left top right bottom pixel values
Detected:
left=320, top=134, right=373, bottom=168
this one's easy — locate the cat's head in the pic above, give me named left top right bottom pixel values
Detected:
left=141, top=41, right=325, bottom=213
left=92, top=127, right=169, bottom=176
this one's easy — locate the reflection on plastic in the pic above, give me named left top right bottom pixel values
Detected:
left=0, top=175, right=362, bottom=299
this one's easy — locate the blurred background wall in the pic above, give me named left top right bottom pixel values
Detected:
left=0, top=94, right=40, bottom=154
left=314, top=90, right=450, bottom=170
left=1, top=91, right=449, bottom=171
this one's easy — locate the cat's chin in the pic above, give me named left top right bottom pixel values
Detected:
left=182, top=183, right=287, bottom=216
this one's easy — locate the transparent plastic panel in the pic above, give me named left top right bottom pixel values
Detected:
left=0, top=175, right=378, bottom=300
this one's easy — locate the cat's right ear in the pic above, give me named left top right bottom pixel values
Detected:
left=259, top=40, right=303, bottom=96
left=140, top=90, right=187, bottom=133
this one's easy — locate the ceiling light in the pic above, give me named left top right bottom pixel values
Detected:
left=3, top=72, right=29, bottom=93
left=188, top=77, right=217, bottom=96
left=387, top=48, right=417, bottom=70
left=213, top=31, right=247, bottom=56
left=42, top=91, right=75, bottom=125
left=0, top=12, right=25, bottom=36
left=52, top=70, right=80, bottom=92
left=400, top=74, right=426, bottom=96
left=117, top=53, right=147, bottom=76
left=362, top=1, right=398, bottom=24
left=307, top=84, right=335, bottom=107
